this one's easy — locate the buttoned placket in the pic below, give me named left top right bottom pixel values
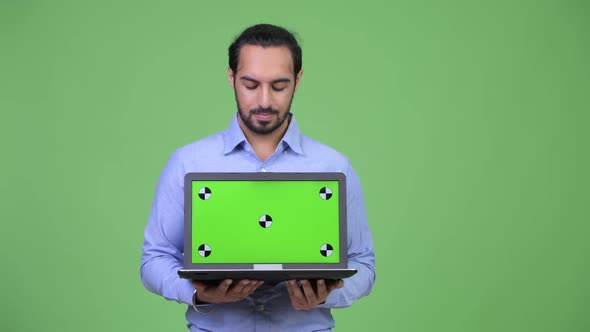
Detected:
left=243, top=142, right=288, bottom=173
left=250, top=285, right=286, bottom=331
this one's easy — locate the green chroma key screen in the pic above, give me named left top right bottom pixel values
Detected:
left=191, top=180, right=340, bottom=264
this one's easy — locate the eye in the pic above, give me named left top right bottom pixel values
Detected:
left=245, top=85, right=258, bottom=90
left=272, top=86, right=287, bottom=92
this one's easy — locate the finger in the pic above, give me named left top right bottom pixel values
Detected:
left=285, top=280, right=296, bottom=297
left=238, top=280, right=258, bottom=297
left=300, top=280, right=317, bottom=305
left=287, top=280, right=306, bottom=303
left=286, top=280, right=305, bottom=310
left=217, top=279, right=233, bottom=295
left=327, top=279, right=344, bottom=292
left=229, top=279, right=250, bottom=295
left=244, top=280, right=264, bottom=297
left=250, top=280, right=264, bottom=292
left=316, top=279, right=328, bottom=301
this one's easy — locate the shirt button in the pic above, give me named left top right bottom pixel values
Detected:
left=256, top=304, right=265, bottom=312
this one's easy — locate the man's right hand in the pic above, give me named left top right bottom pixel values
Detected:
left=192, top=279, right=264, bottom=304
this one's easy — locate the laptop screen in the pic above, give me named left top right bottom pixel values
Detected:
left=190, top=178, right=341, bottom=264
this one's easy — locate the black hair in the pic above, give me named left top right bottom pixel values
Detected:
left=228, top=24, right=302, bottom=78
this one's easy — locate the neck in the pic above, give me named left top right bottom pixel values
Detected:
left=237, top=114, right=290, bottom=162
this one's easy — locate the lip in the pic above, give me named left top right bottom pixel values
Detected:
left=255, top=113, right=273, bottom=121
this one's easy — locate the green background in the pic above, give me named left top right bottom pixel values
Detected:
left=1, top=0, right=588, bottom=331
left=192, top=180, right=339, bottom=263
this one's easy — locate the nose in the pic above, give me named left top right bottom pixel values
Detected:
left=257, top=85, right=272, bottom=109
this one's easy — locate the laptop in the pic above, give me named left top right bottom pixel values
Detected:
left=178, top=172, right=357, bottom=281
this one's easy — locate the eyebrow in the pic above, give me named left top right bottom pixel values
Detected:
left=239, top=76, right=292, bottom=84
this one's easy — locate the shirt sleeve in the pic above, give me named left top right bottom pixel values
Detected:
left=140, top=151, right=195, bottom=305
left=320, top=161, right=376, bottom=308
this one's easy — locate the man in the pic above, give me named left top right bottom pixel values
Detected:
left=141, top=23, right=375, bottom=332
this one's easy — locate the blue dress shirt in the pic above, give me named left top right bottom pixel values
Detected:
left=141, top=114, right=376, bottom=332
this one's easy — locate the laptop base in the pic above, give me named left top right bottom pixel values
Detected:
left=178, top=269, right=357, bottom=281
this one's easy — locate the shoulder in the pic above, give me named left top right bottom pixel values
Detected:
left=170, top=131, right=226, bottom=162
left=299, top=135, right=352, bottom=169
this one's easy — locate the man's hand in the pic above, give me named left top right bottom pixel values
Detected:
left=192, top=279, right=263, bottom=304
left=286, top=279, right=344, bottom=311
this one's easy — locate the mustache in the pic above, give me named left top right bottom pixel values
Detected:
left=250, top=107, right=279, bottom=115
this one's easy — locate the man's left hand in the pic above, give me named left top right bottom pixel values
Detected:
left=285, top=279, right=344, bottom=311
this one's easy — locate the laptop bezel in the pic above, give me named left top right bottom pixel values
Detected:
left=183, top=172, right=348, bottom=270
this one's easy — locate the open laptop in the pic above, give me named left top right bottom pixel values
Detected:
left=178, top=172, right=357, bottom=281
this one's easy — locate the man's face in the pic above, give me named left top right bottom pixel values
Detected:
left=229, top=45, right=302, bottom=135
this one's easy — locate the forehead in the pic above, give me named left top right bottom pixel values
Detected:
left=237, top=45, right=294, bottom=80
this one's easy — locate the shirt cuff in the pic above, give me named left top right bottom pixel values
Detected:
left=191, top=289, right=216, bottom=313
left=179, top=279, right=197, bottom=305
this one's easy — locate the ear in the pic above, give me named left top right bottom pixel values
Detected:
left=294, top=70, right=304, bottom=92
left=228, top=67, right=235, bottom=90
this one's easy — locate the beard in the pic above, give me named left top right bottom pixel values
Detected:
left=235, top=93, right=294, bottom=135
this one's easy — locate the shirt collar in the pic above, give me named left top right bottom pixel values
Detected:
left=281, top=114, right=304, bottom=155
left=223, top=113, right=304, bottom=155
